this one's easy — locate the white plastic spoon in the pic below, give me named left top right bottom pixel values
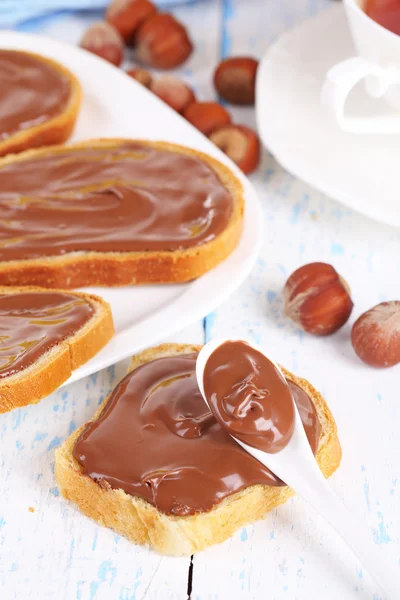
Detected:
left=196, top=338, right=399, bottom=600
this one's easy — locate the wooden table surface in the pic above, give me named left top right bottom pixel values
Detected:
left=1, top=1, right=399, bottom=598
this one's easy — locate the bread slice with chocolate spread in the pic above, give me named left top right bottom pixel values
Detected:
left=0, top=286, right=114, bottom=413
left=0, top=49, right=81, bottom=157
left=55, top=343, right=342, bottom=556
left=0, top=139, right=244, bottom=288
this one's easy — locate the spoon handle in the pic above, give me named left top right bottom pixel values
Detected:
left=292, top=466, right=398, bottom=599
left=195, top=339, right=398, bottom=596
left=246, top=425, right=398, bottom=598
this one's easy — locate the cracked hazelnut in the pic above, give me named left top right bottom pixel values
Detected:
left=209, top=124, right=260, bottom=174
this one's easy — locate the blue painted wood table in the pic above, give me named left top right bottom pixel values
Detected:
left=0, top=1, right=399, bottom=598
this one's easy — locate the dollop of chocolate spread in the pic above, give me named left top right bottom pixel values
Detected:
left=0, top=143, right=233, bottom=261
left=203, top=341, right=295, bottom=453
left=73, top=353, right=320, bottom=516
left=0, top=292, right=94, bottom=378
left=0, top=50, right=71, bottom=141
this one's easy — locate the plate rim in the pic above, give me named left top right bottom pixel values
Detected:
left=255, top=5, right=400, bottom=229
left=0, top=29, right=263, bottom=385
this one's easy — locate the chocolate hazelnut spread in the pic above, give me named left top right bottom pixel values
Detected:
left=0, top=292, right=94, bottom=378
left=203, top=341, right=296, bottom=453
left=0, top=50, right=71, bottom=141
left=73, top=352, right=320, bottom=516
left=0, top=143, right=233, bottom=261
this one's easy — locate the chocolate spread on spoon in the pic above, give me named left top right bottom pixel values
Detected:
left=203, top=340, right=296, bottom=453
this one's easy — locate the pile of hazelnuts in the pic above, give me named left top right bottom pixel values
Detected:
left=80, top=0, right=260, bottom=175
left=284, top=262, right=400, bottom=368
left=80, top=3, right=400, bottom=369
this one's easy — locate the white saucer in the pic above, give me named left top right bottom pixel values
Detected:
left=256, top=5, right=400, bottom=228
left=0, top=31, right=262, bottom=385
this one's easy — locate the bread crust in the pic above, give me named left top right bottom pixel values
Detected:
left=55, top=343, right=342, bottom=556
left=0, top=51, right=81, bottom=157
left=0, top=286, right=114, bottom=413
left=0, top=139, right=244, bottom=289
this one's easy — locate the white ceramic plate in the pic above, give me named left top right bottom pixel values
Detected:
left=0, top=30, right=262, bottom=384
left=256, top=5, right=400, bottom=228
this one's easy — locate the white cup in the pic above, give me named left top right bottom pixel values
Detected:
left=321, top=0, right=400, bottom=134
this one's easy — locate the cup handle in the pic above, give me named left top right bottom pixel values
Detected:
left=321, top=56, right=400, bottom=134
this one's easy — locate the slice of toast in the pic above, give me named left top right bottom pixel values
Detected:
left=55, top=344, right=342, bottom=556
left=0, top=50, right=81, bottom=157
left=0, top=139, right=244, bottom=289
left=0, top=286, right=114, bottom=413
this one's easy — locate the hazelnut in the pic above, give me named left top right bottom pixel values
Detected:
left=80, top=21, right=124, bottom=66
left=150, top=76, right=196, bottom=113
left=135, top=13, right=193, bottom=69
left=106, top=0, right=157, bottom=42
left=214, top=57, right=259, bottom=105
left=283, top=262, right=353, bottom=335
left=351, top=301, right=400, bottom=368
left=183, top=102, right=232, bottom=137
left=126, top=67, right=153, bottom=88
left=209, top=124, right=260, bottom=174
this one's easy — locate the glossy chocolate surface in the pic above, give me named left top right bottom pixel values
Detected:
left=203, top=341, right=295, bottom=453
left=0, top=292, right=94, bottom=378
left=0, top=50, right=70, bottom=141
left=0, top=144, right=233, bottom=261
left=73, top=353, right=320, bottom=516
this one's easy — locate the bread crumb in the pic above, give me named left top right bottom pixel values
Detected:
left=28, top=507, right=35, bottom=513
